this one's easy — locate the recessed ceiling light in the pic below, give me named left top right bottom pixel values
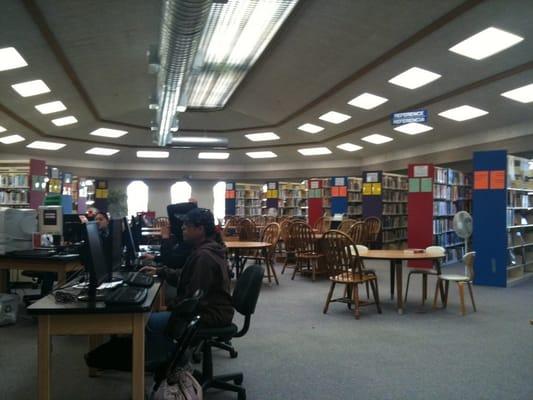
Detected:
left=26, top=140, right=66, bottom=151
left=11, top=79, right=50, bottom=97
left=198, top=152, right=230, bottom=160
left=0, top=134, right=25, bottom=144
left=297, top=147, right=332, bottom=156
left=297, top=123, right=324, bottom=134
left=137, top=150, right=170, bottom=158
left=244, top=132, right=280, bottom=142
left=0, top=47, right=28, bottom=72
left=361, top=134, right=393, bottom=144
left=449, top=27, right=524, bottom=60
left=0, top=125, right=6, bottom=133
left=394, top=123, right=434, bottom=135
left=89, top=128, right=128, bottom=138
left=246, top=151, right=278, bottom=159
left=35, top=101, right=67, bottom=115
left=51, top=116, right=78, bottom=126
left=336, top=143, right=363, bottom=152
left=438, top=105, right=488, bottom=121
left=85, top=147, right=120, bottom=156
left=348, top=92, right=388, bottom=110
left=176, top=106, right=187, bottom=112
left=501, top=83, right=533, bottom=103
left=388, top=67, right=441, bottom=90
left=319, top=111, right=351, bottom=124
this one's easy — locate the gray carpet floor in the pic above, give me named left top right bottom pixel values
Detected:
left=1, top=260, right=533, bottom=400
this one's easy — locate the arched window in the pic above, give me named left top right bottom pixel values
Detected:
left=213, top=181, right=226, bottom=223
left=127, top=180, right=149, bottom=217
left=170, top=181, right=192, bottom=204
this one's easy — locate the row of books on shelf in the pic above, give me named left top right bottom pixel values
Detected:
left=383, top=190, right=407, bottom=202
left=281, top=199, right=307, bottom=208
left=235, top=207, right=262, bottom=217
left=235, top=199, right=261, bottom=207
left=433, top=184, right=472, bottom=200
left=434, top=231, right=463, bottom=247
left=0, top=174, right=29, bottom=188
left=506, top=211, right=532, bottom=227
left=444, top=247, right=466, bottom=264
left=433, top=218, right=454, bottom=234
left=434, top=168, right=471, bottom=186
left=383, top=203, right=407, bottom=215
left=508, top=247, right=532, bottom=268
left=433, top=201, right=461, bottom=216
left=507, top=230, right=533, bottom=247
left=279, top=209, right=306, bottom=217
left=383, top=175, right=408, bottom=190
left=347, top=179, right=362, bottom=191
left=347, top=205, right=362, bottom=215
left=0, top=191, right=29, bottom=204
left=348, top=193, right=362, bottom=202
left=383, top=228, right=407, bottom=243
left=507, top=192, right=531, bottom=208
left=382, top=215, right=407, bottom=230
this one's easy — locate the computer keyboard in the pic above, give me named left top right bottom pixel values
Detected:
left=120, top=271, right=154, bottom=288
left=104, top=286, right=148, bottom=305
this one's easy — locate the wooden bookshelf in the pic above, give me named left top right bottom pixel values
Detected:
left=347, top=177, right=362, bottom=218
left=278, top=182, right=307, bottom=217
left=235, top=183, right=263, bottom=217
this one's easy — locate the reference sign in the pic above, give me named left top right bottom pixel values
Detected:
left=391, top=110, right=428, bottom=125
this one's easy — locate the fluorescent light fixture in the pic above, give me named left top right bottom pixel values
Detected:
left=89, top=128, right=128, bottom=138
left=11, top=79, right=50, bottom=97
left=137, top=150, right=170, bottom=159
left=0, top=125, right=5, bottom=133
left=0, top=134, right=25, bottom=144
left=176, top=106, right=187, bottom=112
left=186, top=0, right=299, bottom=109
left=501, top=83, right=533, bottom=103
left=171, top=136, right=228, bottom=148
left=246, top=151, right=277, bottom=159
left=394, top=123, right=434, bottom=135
left=244, top=132, right=280, bottom=142
left=297, top=123, right=324, bottom=134
left=26, top=140, right=66, bottom=151
left=337, top=143, right=363, bottom=152
left=361, top=134, right=393, bottom=144
left=0, top=47, right=28, bottom=71
left=35, top=101, right=67, bottom=115
left=51, top=116, right=78, bottom=126
left=348, top=92, right=388, bottom=110
left=85, top=147, right=120, bottom=156
left=388, top=67, right=441, bottom=90
left=438, top=105, right=488, bottom=121
left=198, top=152, right=230, bottom=160
left=449, top=27, right=523, bottom=60
left=297, top=147, right=332, bottom=156
left=319, top=111, right=351, bottom=124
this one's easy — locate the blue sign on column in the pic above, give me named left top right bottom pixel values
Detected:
left=391, top=110, right=428, bottom=125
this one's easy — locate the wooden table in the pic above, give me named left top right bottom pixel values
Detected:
left=359, top=250, right=444, bottom=314
left=225, top=241, right=271, bottom=280
left=0, top=254, right=81, bottom=293
left=27, top=282, right=161, bottom=400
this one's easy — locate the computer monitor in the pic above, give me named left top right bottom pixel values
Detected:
left=38, top=205, right=63, bottom=235
left=63, top=214, right=83, bottom=243
left=109, top=219, right=124, bottom=274
left=167, top=202, right=197, bottom=243
left=0, top=207, right=37, bottom=254
left=123, top=217, right=139, bottom=268
left=84, top=221, right=110, bottom=297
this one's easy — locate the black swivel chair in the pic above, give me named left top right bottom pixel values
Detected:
left=195, top=264, right=265, bottom=400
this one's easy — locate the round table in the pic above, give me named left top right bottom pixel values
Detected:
left=225, top=241, right=273, bottom=282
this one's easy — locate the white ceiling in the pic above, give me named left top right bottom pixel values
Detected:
left=1, top=0, right=533, bottom=178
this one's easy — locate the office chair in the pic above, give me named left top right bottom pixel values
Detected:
left=195, top=264, right=265, bottom=400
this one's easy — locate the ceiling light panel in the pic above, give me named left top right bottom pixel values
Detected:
left=35, top=101, right=67, bottom=115
left=394, top=123, right=433, bottom=135
left=337, top=143, right=363, bottom=152
left=438, top=105, right=488, bottom=121
left=0, top=47, right=28, bottom=72
left=297, top=123, right=324, bottom=134
left=319, top=111, right=351, bottom=124
left=11, top=79, right=50, bottom=97
left=361, top=134, right=393, bottom=144
left=244, top=132, right=280, bottom=142
left=0, top=126, right=5, bottom=133
left=51, top=116, right=78, bottom=126
left=501, top=83, right=533, bottom=103
left=89, top=128, right=128, bottom=138
left=388, top=67, right=441, bottom=90
left=85, top=147, right=120, bottom=156
left=449, top=27, right=524, bottom=60
left=348, top=92, right=388, bottom=110
left=0, top=134, right=25, bottom=144
left=26, top=141, right=66, bottom=151
left=137, top=151, right=170, bottom=159
left=297, top=147, right=332, bottom=156
left=187, top=0, right=299, bottom=108
left=246, top=151, right=277, bottom=159
left=198, top=152, right=230, bottom=160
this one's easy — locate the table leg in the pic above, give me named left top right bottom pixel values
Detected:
left=132, top=314, right=145, bottom=400
left=0, top=269, right=8, bottom=293
left=38, top=315, right=51, bottom=400
left=235, top=249, right=241, bottom=278
left=57, top=270, right=67, bottom=288
left=389, top=261, right=395, bottom=300
left=158, top=281, right=167, bottom=311
left=88, top=335, right=105, bottom=377
left=396, top=260, right=404, bottom=315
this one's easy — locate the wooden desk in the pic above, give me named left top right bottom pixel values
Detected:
left=359, top=250, right=444, bottom=315
left=225, top=241, right=271, bottom=278
left=27, top=283, right=161, bottom=400
left=0, top=254, right=81, bottom=292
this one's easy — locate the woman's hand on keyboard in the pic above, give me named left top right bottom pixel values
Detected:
left=139, top=266, right=158, bottom=276
left=141, top=253, right=156, bottom=261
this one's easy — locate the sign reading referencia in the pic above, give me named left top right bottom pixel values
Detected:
left=391, top=110, right=428, bottom=125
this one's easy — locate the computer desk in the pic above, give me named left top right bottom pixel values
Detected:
left=27, top=282, right=161, bottom=400
left=0, top=253, right=81, bottom=292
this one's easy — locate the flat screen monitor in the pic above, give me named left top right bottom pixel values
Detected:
left=109, top=219, right=123, bottom=273
left=123, top=217, right=139, bottom=267
left=63, top=214, right=83, bottom=243
left=38, top=205, right=63, bottom=235
left=85, top=221, right=110, bottom=290
left=167, top=202, right=197, bottom=243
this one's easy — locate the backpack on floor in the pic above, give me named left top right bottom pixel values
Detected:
left=151, top=368, right=202, bottom=400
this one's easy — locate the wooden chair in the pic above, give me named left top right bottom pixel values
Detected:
left=433, top=251, right=477, bottom=316
left=279, top=220, right=300, bottom=274
left=313, top=216, right=332, bottom=234
left=238, top=218, right=257, bottom=241
left=322, top=230, right=381, bottom=319
left=347, top=221, right=366, bottom=244
left=404, top=246, right=445, bottom=306
left=337, top=219, right=357, bottom=234
left=363, top=216, right=381, bottom=247
left=290, top=222, right=324, bottom=281
left=248, top=222, right=280, bottom=285
left=222, top=216, right=240, bottom=239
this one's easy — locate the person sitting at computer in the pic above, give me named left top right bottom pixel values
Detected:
left=142, top=224, right=193, bottom=270
left=94, top=212, right=110, bottom=238
left=143, top=208, right=234, bottom=365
